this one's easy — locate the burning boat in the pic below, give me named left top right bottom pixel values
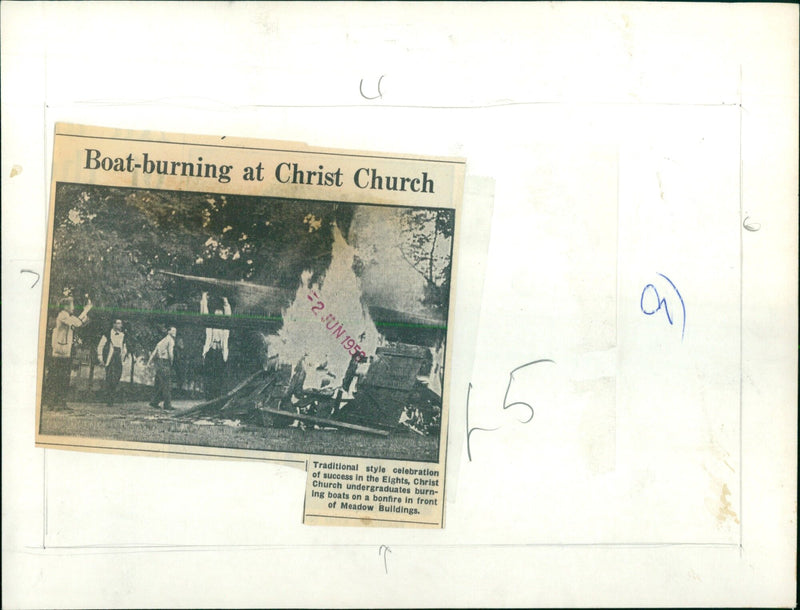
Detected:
left=90, top=220, right=448, bottom=436
left=178, top=224, right=444, bottom=434
left=179, top=340, right=442, bottom=436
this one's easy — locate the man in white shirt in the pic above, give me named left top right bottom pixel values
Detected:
left=201, top=292, right=231, bottom=398
left=147, top=326, right=176, bottom=410
left=46, top=295, right=92, bottom=410
left=96, top=319, right=128, bottom=406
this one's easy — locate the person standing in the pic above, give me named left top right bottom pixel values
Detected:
left=147, top=326, right=176, bottom=410
left=342, top=352, right=360, bottom=393
left=96, top=319, right=128, bottom=406
left=46, top=295, right=92, bottom=410
left=201, top=292, right=231, bottom=398
left=352, top=355, right=372, bottom=394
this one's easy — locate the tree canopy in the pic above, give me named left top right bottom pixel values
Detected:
left=49, top=183, right=355, bottom=356
left=47, top=183, right=454, bottom=362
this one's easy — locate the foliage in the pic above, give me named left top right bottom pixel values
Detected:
left=48, top=183, right=355, bottom=357
left=398, top=208, right=455, bottom=314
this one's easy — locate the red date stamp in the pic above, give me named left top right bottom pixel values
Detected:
left=307, top=291, right=367, bottom=361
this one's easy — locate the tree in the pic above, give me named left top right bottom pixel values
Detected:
left=47, top=183, right=357, bottom=358
left=398, top=208, right=455, bottom=314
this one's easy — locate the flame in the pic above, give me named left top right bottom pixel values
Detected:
left=271, top=224, right=380, bottom=387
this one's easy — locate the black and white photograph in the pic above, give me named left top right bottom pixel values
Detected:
left=38, top=181, right=455, bottom=463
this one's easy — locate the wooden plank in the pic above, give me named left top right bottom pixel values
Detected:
left=260, top=407, right=390, bottom=437
left=180, top=369, right=264, bottom=415
left=229, top=378, right=276, bottom=410
left=156, top=269, right=292, bottom=299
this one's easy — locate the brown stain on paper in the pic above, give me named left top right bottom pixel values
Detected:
left=717, top=483, right=740, bottom=525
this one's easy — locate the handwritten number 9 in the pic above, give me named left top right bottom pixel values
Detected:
left=639, top=273, right=686, bottom=341
left=640, top=284, right=673, bottom=323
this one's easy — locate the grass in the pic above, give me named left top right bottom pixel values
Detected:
left=39, top=400, right=439, bottom=462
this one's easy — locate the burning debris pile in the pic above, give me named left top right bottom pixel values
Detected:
left=180, top=223, right=444, bottom=436
left=273, top=224, right=381, bottom=376
left=179, top=342, right=441, bottom=436
left=179, top=366, right=289, bottom=426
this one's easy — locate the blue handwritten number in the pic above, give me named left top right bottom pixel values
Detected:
left=640, top=284, right=671, bottom=320
left=640, top=273, right=686, bottom=340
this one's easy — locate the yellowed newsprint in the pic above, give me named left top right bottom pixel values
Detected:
left=36, top=124, right=464, bottom=528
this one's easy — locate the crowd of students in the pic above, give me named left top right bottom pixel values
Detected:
left=42, top=291, right=233, bottom=411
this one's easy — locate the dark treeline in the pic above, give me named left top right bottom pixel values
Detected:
left=48, top=183, right=355, bottom=363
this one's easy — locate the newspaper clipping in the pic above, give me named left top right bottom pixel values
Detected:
left=35, top=124, right=464, bottom=528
